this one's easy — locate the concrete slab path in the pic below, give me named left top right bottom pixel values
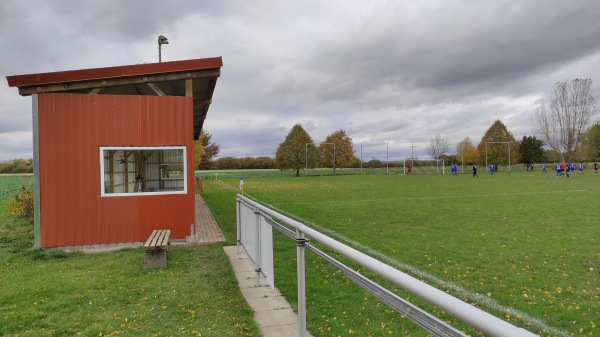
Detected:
left=224, top=245, right=314, bottom=337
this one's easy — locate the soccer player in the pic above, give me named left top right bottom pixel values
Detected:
left=489, top=164, right=495, bottom=174
left=579, top=163, right=584, bottom=175
left=595, top=163, right=598, bottom=174
left=570, top=162, right=575, bottom=173
left=542, top=163, right=547, bottom=174
left=556, top=163, right=561, bottom=177
left=472, top=163, right=478, bottom=177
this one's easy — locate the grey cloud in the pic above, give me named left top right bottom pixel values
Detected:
left=2, top=0, right=600, bottom=161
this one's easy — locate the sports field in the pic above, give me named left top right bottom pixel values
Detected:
left=201, top=169, right=599, bottom=337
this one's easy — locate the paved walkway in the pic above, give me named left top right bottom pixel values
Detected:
left=195, top=195, right=225, bottom=243
left=224, top=246, right=313, bottom=337
left=196, top=195, right=311, bottom=336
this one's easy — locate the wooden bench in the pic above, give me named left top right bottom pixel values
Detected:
left=144, top=229, right=171, bottom=269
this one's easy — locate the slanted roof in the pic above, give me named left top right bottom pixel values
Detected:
left=6, top=57, right=222, bottom=139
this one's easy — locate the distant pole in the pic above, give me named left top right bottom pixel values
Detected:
left=360, top=143, right=363, bottom=174
left=305, top=143, right=312, bottom=176
left=462, top=146, right=464, bottom=173
left=409, top=142, right=416, bottom=166
left=321, top=143, right=335, bottom=175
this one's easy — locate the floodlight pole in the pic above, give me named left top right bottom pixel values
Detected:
left=158, top=35, right=169, bottom=62
left=321, top=143, right=336, bottom=174
left=461, top=147, right=464, bottom=174
left=360, top=143, right=363, bottom=174
left=305, top=143, right=312, bottom=176
left=409, top=142, right=416, bottom=166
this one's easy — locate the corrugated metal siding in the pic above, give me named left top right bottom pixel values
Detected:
left=38, top=93, right=194, bottom=247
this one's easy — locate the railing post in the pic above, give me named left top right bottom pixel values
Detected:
left=236, top=197, right=241, bottom=254
left=254, top=208, right=262, bottom=287
left=296, top=229, right=307, bottom=337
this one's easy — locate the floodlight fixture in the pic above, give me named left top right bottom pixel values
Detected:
left=158, top=35, right=169, bottom=62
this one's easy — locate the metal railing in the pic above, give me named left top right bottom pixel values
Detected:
left=236, top=194, right=539, bottom=337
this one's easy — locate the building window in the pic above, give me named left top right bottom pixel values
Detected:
left=100, top=146, right=187, bottom=196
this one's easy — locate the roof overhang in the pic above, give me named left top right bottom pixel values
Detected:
left=6, top=57, right=223, bottom=139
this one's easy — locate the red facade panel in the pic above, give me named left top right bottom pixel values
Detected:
left=38, top=93, right=195, bottom=247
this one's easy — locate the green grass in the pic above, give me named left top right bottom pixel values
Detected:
left=201, top=170, right=599, bottom=337
left=0, top=175, right=260, bottom=337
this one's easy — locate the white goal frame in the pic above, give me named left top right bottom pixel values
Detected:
left=403, top=159, right=445, bottom=175
left=485, top=142, right=511, bottom=172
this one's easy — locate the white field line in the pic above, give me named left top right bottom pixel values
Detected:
left=222, top=179, right=569, bottom=336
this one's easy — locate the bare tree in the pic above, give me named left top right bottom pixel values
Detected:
left=534, top=79, right=598, bottom=162
left=427, top=134, right=449, bottom=160
left=427, top=134, right=449, bottom=172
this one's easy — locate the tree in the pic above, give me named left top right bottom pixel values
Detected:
left=275, top=124, right=316, bottom=177
left=518, top=136, right=546, bottom=166
left=318, top=130, right=357, bottom=174
left=193, top=137, right=204, bottom=170
left=580, top=123, right=600, bottom=161
left=477, top=120, right=519, bottom=169
left=0, top=158, right=33, bottom=174
left=533, top=79, right=598, bottom=162
left=198, top=130, right=220, bottom=170
left=427, top=134, right=449, bottom=172
left=438, top=154, right=458, bottom=165
left=427, top=135, right=449, bottom=160
left=367, top=159, right=383, bottom=168
left=455, top=137, right=479, bottom=167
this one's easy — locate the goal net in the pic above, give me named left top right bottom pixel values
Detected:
left=403, top=159, right=445, bottom=175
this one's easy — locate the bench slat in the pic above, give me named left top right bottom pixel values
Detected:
left=144, top=229, right=170, bottom=251
left=144, top=230, right=158, bottom=248
left=158, top=230, right=170, bottom=248
left=149, top=229, right=163, bottom=250
left=156, top=230, right=167, bottom=249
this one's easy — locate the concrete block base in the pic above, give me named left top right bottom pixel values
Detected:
left=144, top=249, right=167, bottom=269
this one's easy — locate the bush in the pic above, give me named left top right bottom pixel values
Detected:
left=7, top=185, right=34, bottom=218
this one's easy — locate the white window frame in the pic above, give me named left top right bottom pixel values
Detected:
left=99, top=146, right=187, bottom=197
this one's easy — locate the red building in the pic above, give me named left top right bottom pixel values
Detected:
left=6, top=57, right=222, bottom=248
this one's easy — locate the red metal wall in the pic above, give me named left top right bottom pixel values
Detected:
left=38, top=93, right=195, bottom=247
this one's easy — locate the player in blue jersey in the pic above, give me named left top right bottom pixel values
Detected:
left=542, top=163, right=547, bottom=173
left=578, top=163, right=584, bottom=175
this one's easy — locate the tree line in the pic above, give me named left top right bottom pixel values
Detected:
left=0, top=158, right=33, bottom=174
left=271, top=78, right=600, bottom=174
left=201, top=79, right=599, bottom=173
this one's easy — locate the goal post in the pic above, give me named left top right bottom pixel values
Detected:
left=403, top=159, right=445, bottom=175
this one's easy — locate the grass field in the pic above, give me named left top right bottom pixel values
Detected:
left=200, top=170, right=599, bottom=337
left=0, top=174, right=261, bottom=337
left=2, top=171, right=597, bottom=336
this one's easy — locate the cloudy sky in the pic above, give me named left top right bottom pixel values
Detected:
left=1, top=1, right=600, bottom=162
